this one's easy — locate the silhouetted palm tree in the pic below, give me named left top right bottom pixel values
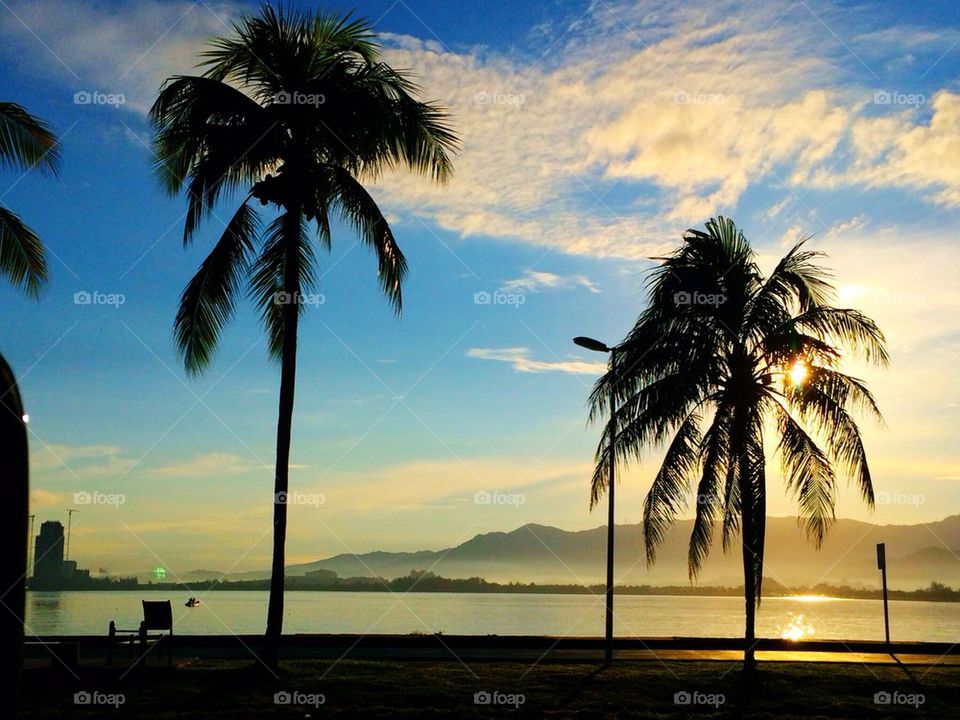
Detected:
left=588, top=217, right=886, bottom=676
left=0, top=100, right=59, bottom=709
left=150, top=5, right=457, bottom=668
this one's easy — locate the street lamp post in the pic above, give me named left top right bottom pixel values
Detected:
left=65, top=508, right=79, bottom=561
left=28, top=515, right=35, bottom=578
left=574, top=336, right=618, bottom=666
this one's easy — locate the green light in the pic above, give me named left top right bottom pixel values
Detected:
left=154, top=567, right=166, bottom=579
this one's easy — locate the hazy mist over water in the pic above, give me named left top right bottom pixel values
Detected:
left=27, top=591, right=960, bottom=642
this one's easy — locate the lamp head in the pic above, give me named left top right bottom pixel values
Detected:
left=573, top=336, right=610, bottom=353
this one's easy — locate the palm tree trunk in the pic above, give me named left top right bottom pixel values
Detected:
left=739, top=430, right=765, bottom=680
left=731, top=395, right=758, bottom=679
left=263, top=212, right=301, bottom=670
left=740, top=461, right=757, bottom=677
left=0, top=352, right=28, bottom=711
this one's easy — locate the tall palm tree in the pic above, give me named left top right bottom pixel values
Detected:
left=150, top=5, right=457, bottom=668
left=0, top=101, right=59, bottom=709
left=588, top=217, right=886, bottom=675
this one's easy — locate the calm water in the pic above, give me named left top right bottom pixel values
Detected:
left=25, top=590, right=959, bottom=642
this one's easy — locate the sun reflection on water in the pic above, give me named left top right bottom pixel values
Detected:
left=781, top=613, right=816, bottom=641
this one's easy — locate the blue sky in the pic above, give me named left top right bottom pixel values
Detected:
left=3, top=0, right=960, bottom=577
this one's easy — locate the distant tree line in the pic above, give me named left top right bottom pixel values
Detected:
left=90, top=570, right=960, bottom=602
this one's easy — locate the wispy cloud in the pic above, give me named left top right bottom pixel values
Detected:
left=499, top=270, right=599, bottom=294
left=145, top=452, right=310, bottom=477
left=146, top=452, right=264, bottom=478
left=31, top=444, right=135, bottom=479
left=0, top=0, right=239, bottom=113
left=466, top=347, right=606, bottom=375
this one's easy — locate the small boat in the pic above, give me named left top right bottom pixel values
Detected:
left=185, top=597, right=201, bottom=607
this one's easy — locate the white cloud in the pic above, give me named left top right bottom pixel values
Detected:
left=466, top=347, right=607, bottom=375
left=145, top=452, right=312, bottom=477
left=0, top=0, right=239, bottom=114
left=368, top=2, right=960, bottom=257
left=312, top=456, right=593, bottom=513
left=829, top=92, right=960, bottom=206
left=146, top=452, right=263, bottom=477
left=31, top=443, right=135, bottom=479
left=30, top=488, right=71, bottom=510
left=8, top=0, right=960, bottom=259
left=499, top=270, right=600, bottom=294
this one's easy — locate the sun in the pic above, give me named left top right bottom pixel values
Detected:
left=789, top=360, right=808, bottom=386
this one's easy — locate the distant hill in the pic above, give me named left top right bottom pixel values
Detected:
left=285, top=516, right=960, bottom=590
left=182, top=515, right=960, bottom=590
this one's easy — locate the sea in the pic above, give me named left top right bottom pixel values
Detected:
left=25, top=590, right=960, bottom=641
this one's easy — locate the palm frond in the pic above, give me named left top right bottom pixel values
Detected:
left=0, top=205, right=47, bottom=297
left=776, top=404, right=836, bottom=545
left=248, top=211, right=316, bottom=361
left=793, top=306, right=889, bottom=366
left=150, top=76, right=278, bottom=244
left=790, top=368, right=875, bottom=506
left=642, top=412, right=702, bottom=564
left=747, top=239, right=834, bottom=323
left=688, top=405, right=731, bottom=578
left=175, top=201, right=260, bottom=374
left=0, top=102, right=61, bottom=175
left=328, top=166, right=407, bottom=314
left=590, top=376, right=710, bottom=507
left=720, top=444, right=741, bottom=553
left=811, top=367, right=883, bottom=421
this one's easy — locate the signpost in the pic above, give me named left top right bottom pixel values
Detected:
left=877, top=542, right=890, bottom=645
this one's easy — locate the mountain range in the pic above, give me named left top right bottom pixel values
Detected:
left=177, top=515, right=960, bottom=590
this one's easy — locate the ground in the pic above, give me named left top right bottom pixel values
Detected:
left=18, top=658, right=960, bottom=718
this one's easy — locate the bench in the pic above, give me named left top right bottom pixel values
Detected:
left=108, top=600, right=173, bottom=666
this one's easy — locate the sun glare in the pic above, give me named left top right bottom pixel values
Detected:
left=789, top=360, right=808, bottom=386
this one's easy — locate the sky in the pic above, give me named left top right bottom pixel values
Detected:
left=2, top=0, right=960, bottom=577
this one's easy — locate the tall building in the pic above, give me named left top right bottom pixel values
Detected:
left=33, top=521, right=64, bottom=581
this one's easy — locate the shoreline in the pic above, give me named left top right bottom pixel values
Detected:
left=23, top=632, right=960, bottom=660
left=25, top=584, right=960, bottom=603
